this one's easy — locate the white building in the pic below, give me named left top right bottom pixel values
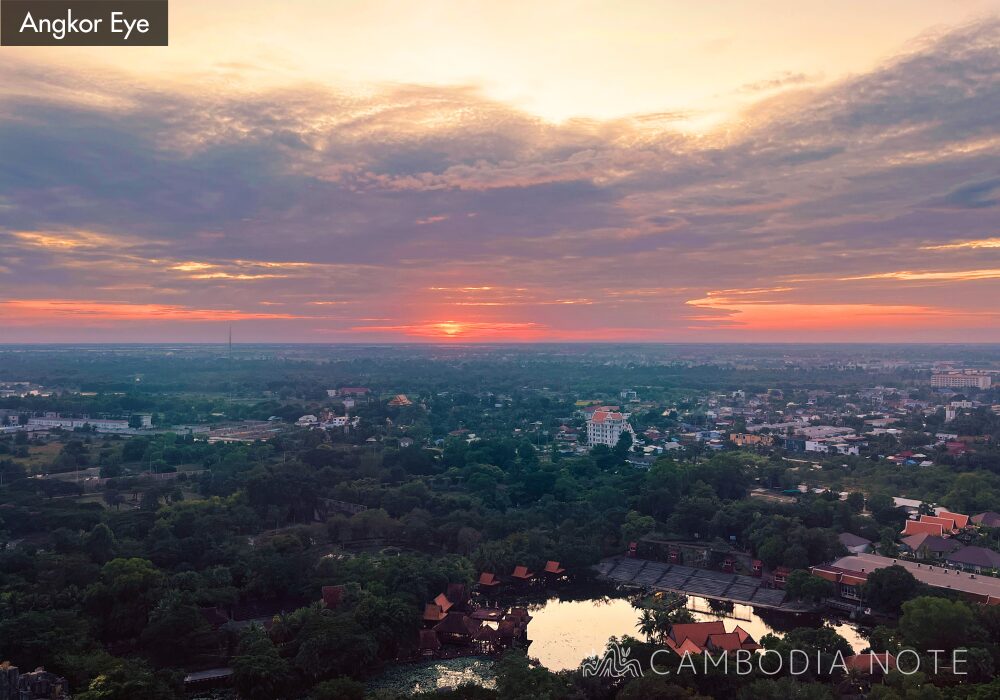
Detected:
left=26, top=415, right=130, bottom=432
left=587, top=409, right=635, bottom=447
left=931, top=373, right=991, bottom=389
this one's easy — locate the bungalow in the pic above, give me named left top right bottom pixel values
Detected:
left=543, top=561, right=566, bottom=579
left=477, top=572, right=501, bottom=592
left=838, top=533, right=872, bottom=554
left=899, top=533, right=960, bottom=560
left=972, top=512, right=1000, bottom=528
left=510, top=565, right=535, bottom=585
left=944, top=546, right=1000, bottom=574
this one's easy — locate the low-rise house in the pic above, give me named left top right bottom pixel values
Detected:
left=944, top=546, right=1000, bottom=574
left=838, top=533, right=872, bottom=554
left=899, top=533, right=960, bottom=560
left=972, top=512, right=1000, bottom=528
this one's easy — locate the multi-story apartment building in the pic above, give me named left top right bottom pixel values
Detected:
left=931, top=372, right=992, bottom=389
left=587, top=408, right=635, bottom=447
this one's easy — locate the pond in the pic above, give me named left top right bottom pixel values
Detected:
left=527, top=594, right=870, bottom=671
left=367, top=657, right=496, bottom=695
left=370, top=589, right=872, bottom=691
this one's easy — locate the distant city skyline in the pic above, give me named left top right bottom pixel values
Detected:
left=2, top=1, right=999, bottom=342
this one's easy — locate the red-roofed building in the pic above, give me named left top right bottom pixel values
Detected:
left=902, top=519, right=945, bottom=537
left=920, top=514, right=959, bottom=532
left=936, top=510, right=970, bottom=529
left=664, top=621, right=760, bottom=656
left=477, top=572, right=501, bottom=591
left=587, top=409, right=635, bottom=447
left=511, top=565, right=534, bottom=584
left=423, top=603, right=447, bottom=625
left=810, top=564, right=869, bottom=601
left=543, top=561, right=566, bottom=577
left=845, top=653, right=896, bottom=676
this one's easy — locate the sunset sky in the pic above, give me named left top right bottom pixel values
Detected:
left=2, top=0, right=1000, bottom=342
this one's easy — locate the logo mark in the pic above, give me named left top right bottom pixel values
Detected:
left=582, top=642, right=644, bottom=678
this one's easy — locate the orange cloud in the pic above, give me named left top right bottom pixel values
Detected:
left=921, top=238, right=1000, bottom=251
left=686, top=297, right=997, bottom=331
left=840, top=269, right=1000, bottom=282
left=0, top=299, right=302, bottom=326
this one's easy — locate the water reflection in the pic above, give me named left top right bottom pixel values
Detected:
left=528, top=594, right=870, bottom=672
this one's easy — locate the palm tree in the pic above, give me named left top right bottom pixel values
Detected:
left=637, top=609, right=658, bottom=643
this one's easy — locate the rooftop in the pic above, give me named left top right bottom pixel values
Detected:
left=830, top=553, right=1000, bottom=600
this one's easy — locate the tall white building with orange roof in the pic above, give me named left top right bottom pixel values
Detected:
left=586, top=407, right=635, bottom=447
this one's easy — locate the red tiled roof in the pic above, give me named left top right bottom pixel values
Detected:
left=666, top=622, right=759, bottom=655
left=902, top=520, right=944, bottom=537
left=707, top=632, right=743, bottom=651
left=478, top=572, right=499, bottom=586
left=920, top=514, right=957, bottom=531
left=423, top=604, right=447, bottom=622
left=845, top=653, right=896, bottom=673
left=544, top=561, right=565, bottom=574
left=433, top=593, right=453, bottom=613
left=590, top=411, right=627, bottom=423
left=937, top=510, right=970, bottom=529
left=511, top=565, right=534, bottom=580
left=667, top=621, right=726, bottom=649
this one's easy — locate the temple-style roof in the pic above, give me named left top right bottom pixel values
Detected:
left=434, top=612, right=478, bottom=636
left=511, top=565, right=534, bottom=580
left=423, top=604, right=447, bottom=622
